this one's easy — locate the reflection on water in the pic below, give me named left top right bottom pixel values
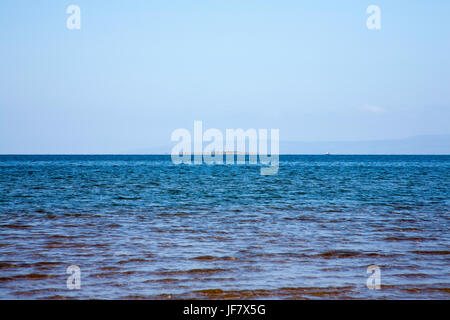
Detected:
left=0, top=155, right=449, bottom=299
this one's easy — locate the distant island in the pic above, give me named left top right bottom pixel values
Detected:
left=126, top=134, right=450, bottom=155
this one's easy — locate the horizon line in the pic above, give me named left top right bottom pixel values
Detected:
left=1, top=154, right=449, bottom=156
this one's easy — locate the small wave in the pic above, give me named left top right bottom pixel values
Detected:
left=191, top=255, right=237, bottom=261
left=11, top=273, right=58, bottom=280
left=0, top=262, right=23, bottom=269
left=49, top=235, right=75, bottom=239
left=118, top=258, right=148, bottom=265
left=393, top=273, right=431, bottom=278
left=0, top=224, right=31, bottom=229
left=42, top=295, right=71, bottom=300
left=155, top=268, right=230, bottom=276
left=311, top=250, right=393, bottom=259
left=0, top=277, right=14, bottom=282
left=144, top=278, right=183, bottom=283
left=384, top=236, right=433, bottom=242
left=99, top=266, right=121, bottom=271
left=115, top=196, right=141, bottom=200
left=120, top=295, right=149, bottom=300
left=181, top=286, right=356, bottom=299
left=411, top=250, right=450, bottom=255
left=13, top=288, right=59, bottom=296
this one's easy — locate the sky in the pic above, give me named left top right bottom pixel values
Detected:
left=0, top=0, right=449, bottom=153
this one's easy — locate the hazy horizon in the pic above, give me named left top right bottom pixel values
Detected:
left=1, top=134, right=449, bottom=155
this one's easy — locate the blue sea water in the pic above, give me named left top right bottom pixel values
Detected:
left=0, top=155, right=449, bottom=299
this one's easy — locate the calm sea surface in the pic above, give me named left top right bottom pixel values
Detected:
left=0, top=155, right=449, bottom=299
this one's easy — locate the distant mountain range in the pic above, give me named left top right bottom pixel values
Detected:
left=279, top=134, right=450, bottom=154
left=127, top=134, right=450, bottom=155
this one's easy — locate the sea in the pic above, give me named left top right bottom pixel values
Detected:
left=0, top=155, right=449, bottom=299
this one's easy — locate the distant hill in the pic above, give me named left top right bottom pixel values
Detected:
left=280, top=135, right=450, bottom=154
left=126, top=134, right=450, bottom=155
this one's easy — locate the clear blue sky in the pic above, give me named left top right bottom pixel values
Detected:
left=1, top=0, right=449, bottom=153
